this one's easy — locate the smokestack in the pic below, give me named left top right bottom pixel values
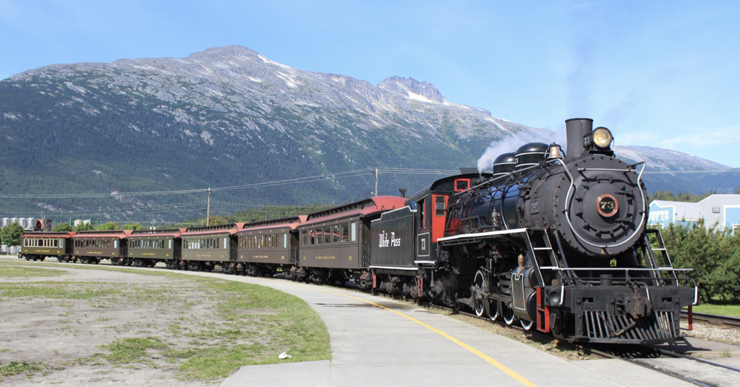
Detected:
left=565, top=118, right=593, bottom=162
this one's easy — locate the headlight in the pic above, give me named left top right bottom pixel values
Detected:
left=592, top=127, right=613, bottom=149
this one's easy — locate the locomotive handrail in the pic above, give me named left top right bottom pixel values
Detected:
left=437, top=228, right=529, bottom=243
left=538, top=266, right=694, bottom=273
left=454, top=160, right=551, bottom=197
left=556, top=159, right=648, bottom=252
left=522, top=231, right=546, bottom=290
left=576, top=167, right=635, bottom=172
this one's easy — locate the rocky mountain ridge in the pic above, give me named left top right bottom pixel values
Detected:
left=0, top=46, right=735, bottom=222
left=1, top=46, right=536, bottom=221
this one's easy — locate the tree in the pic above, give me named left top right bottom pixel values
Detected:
left=74, top=223, right=95, bottom=232
left=52, top=223, right=74, bottom=232
left=1, top=223, right=24, bottom=246
left=208, top=215, right=227, bottom=226
left=662, top=219, right=737, bottom=302
left=97, top=222, right=119, bottom=231
left=98, top=222, right=118, bottom=231
left=121, top=223, right=143, bottom=230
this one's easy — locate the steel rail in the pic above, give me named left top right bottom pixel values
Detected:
left=681, top=311, right=740, bottom=327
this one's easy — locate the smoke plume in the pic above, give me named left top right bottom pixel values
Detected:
left=476, top=130, right=566, bottom=174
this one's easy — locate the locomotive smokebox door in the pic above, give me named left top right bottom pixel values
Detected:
left=370, top=206, right=416, bottom=268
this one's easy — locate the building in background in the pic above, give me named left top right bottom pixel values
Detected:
left=648, top=194, right=740, bottom=234
left=0, top=217, right=52, bottom=231
left=73, top=219, right=92, bottom=227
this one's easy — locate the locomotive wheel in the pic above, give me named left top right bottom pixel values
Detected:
left=488, top=302, right=500, bottom=322
left=520, top=319, right=534, bottom=331
left=473, top=270, right=486, bottom=317
left=502, top=305, right=516, bottom=326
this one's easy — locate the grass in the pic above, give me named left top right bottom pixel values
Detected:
left=0, top=259, right=331, bottom=382
left=103, top=337, right=168, bottom=363
left=690, top=300, right=740, bottom=317
left=0, top=266, right=65, bottom=278
left=0, top=259, right=175, bottom=277
left=0, top=281, right=121, bottom=299
left=0, top=360, right=44, bottom=377
left=172, top=279, right=331, bottom=379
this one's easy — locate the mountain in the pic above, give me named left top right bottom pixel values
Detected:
left=0, top=46, right=537, bottom=222
left=1, top=46, right=734, bottom=223
left=614, top=146, right=740, bottom=194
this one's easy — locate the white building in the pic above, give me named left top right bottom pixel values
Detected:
left=648, top=194, right=740, bottom=234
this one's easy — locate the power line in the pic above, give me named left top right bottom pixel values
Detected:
left=641, top=169, right=740, bottom=174
left=2, top=167, right=737, bottom=200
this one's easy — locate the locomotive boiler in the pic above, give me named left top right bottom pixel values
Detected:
left=370, top=118, right=697, bottom=343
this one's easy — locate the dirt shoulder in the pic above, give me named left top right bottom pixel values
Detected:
left=0, top=257, right=329, bottom=386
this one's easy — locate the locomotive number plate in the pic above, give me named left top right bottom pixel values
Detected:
left=596, top=194, right=618, bottom=217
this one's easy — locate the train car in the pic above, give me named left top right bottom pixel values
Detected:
left=127, top=229, right=184, bottom=268
left=234, top=216, right=306, bottom=276
left=370, top=172, right=491, bottom=296
left=72, top=230, right=132, bottom=264
left=19, top=231, right=75, bottom=262
left=180, top=223, right=241, bottom=271
left=295, top=196, right=406, bottom=285
left=369, top=118, right=697, bottom=344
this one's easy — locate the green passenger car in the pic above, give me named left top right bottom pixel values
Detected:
left=19, top=232, right=75, bottom=262
left=127, top=229, right=184, bottom=268
left=72, top=230, right=131, bottom=264
left=180, top=223, right=241, bottom=272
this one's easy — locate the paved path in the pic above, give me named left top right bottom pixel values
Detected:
left=205, top=274, right=693, bottom=387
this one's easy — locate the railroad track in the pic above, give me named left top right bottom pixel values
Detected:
left=584, top=343, right=740, bottom=387
left=682, top=310, right=740, bottom=328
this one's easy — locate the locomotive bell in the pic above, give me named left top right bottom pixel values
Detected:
left=547, top=144, right=564, bottom=160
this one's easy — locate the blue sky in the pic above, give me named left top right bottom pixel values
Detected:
left=2, top=0, right=739, bottom=167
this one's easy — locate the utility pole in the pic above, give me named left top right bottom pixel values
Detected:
left=206, top=188, right=211, bottom=226
left=375, top=168, right=379, bottom=197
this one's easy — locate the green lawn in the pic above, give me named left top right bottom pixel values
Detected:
left=689, top=301, right=740, bottom=318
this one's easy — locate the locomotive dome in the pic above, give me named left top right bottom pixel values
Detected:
left=492, top=152, right=516, bottom=176
left=514, top=142, right=548, bottom=170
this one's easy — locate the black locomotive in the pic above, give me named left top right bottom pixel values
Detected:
left=370, top=118, right=697, bottom=343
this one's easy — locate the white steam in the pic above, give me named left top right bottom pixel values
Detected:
left=476, top=130, right=566, bottom=174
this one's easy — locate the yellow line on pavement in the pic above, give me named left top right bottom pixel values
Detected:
left=311, top=286, right=539, bottom=387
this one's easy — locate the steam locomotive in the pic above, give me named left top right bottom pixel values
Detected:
left=371, top=118, right=697, bottom=343
left=19, top=118, right=697, bottom=344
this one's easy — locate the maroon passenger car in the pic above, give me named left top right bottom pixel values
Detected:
left=294, top=196, right=406, bottom=285
left=234, top=216, right=306, bottom=276
left=72, top=230, right=132, bottom=264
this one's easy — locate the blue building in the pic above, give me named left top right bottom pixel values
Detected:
left=648, top=195, right=740, bottom=234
